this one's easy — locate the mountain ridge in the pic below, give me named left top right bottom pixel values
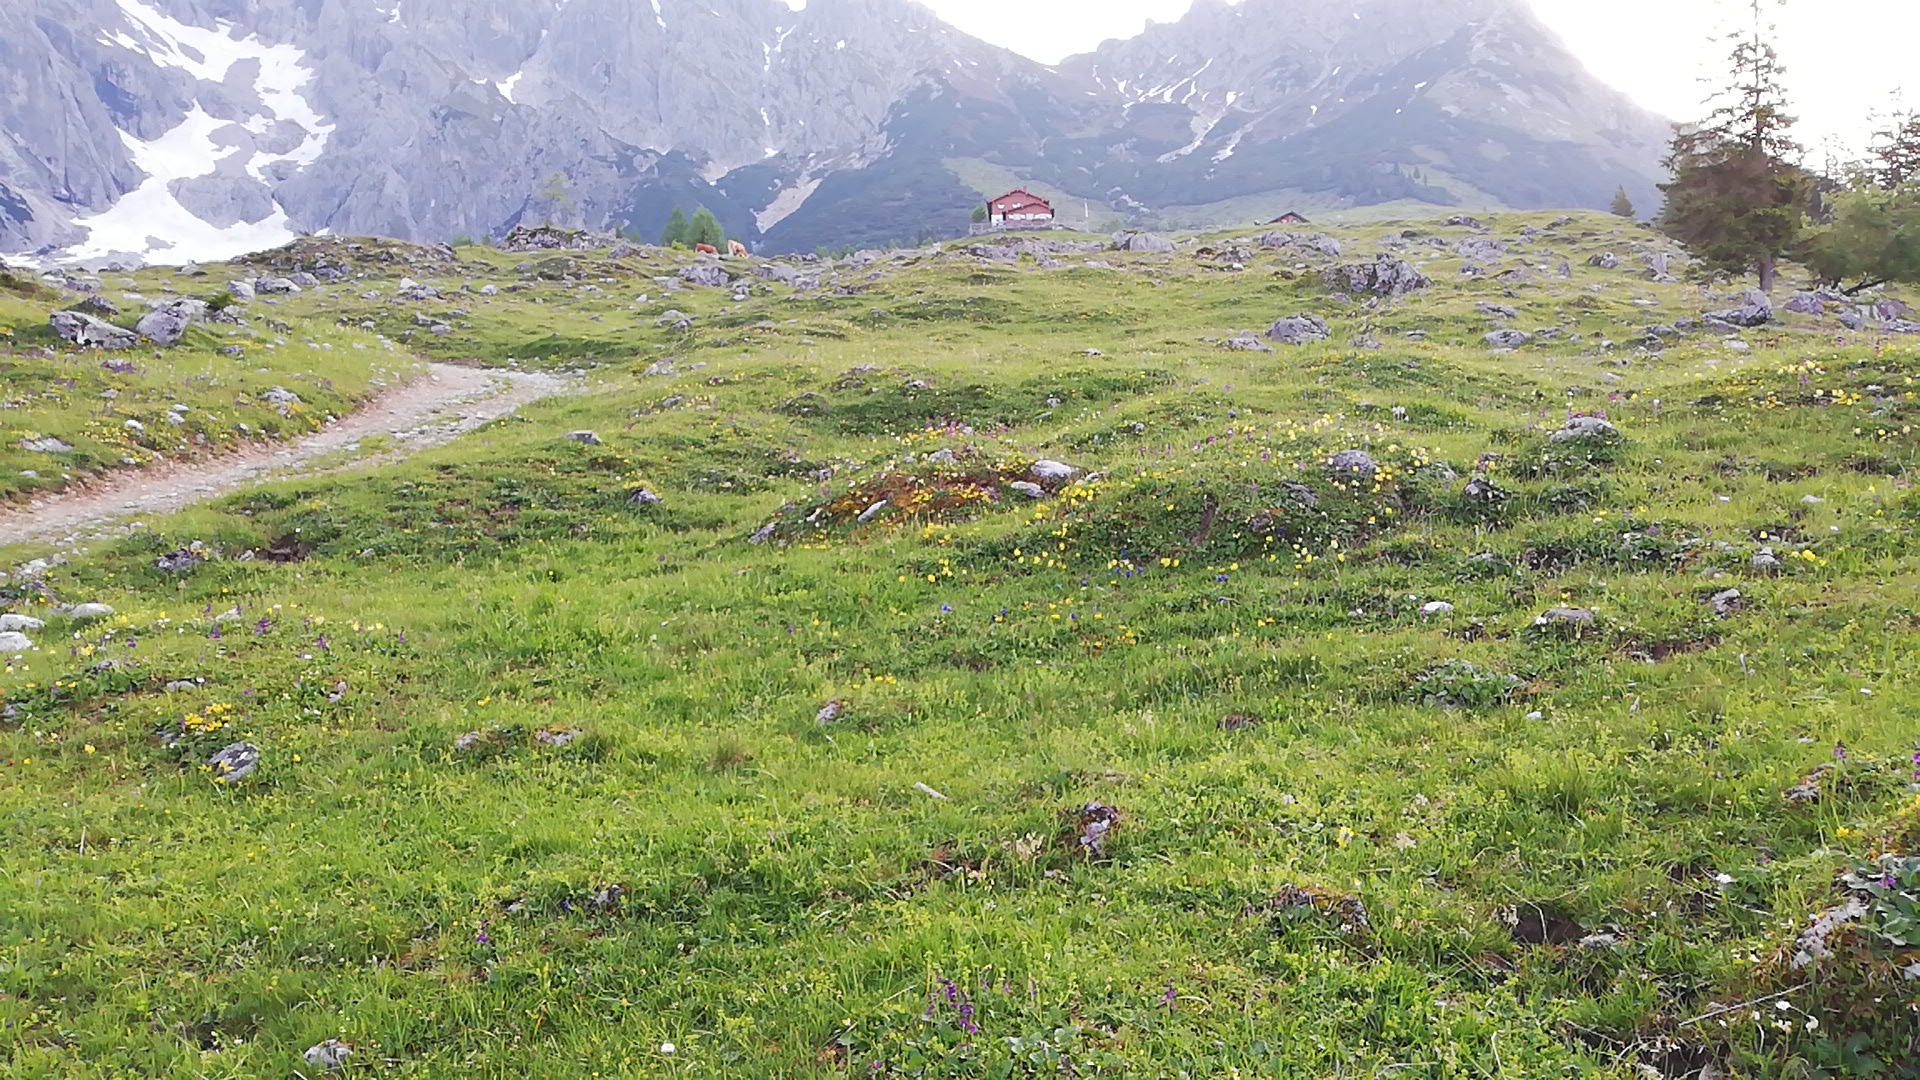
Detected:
left=0, top=0, right=1671, bottom=263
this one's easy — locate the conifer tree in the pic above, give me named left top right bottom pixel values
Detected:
left=661, top=207, right=689, bottom=247
left=1656, top=0, right=1809, bottom=293
left=687, top=208, right=725, bottom=249
left=1869, top=109, right=1920, bottom=190
left=1609, top=186, right=1635, bottom=217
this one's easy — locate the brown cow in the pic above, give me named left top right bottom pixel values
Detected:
left=727, top=239, right=749, bottom=259
left=694, top=243, right=718, bottom=255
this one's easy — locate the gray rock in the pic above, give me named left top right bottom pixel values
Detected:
left=1257, top=231, right=1342, bottom=257
left=1420, top=601, right=1455, bottom=617
left=1752, top=547, right=1782, bottom=574
left=303, top=1040, right=352, bottom=1070
left=1265, top=313, right=1331, bottom=345
left=1536, top=606, right=1596, bottom=627
left=627, top=487, right=663, bottom=506
left=225, top=280, right=255, bottom=301
left=1464, top=477, right=1504, bottom=501
left=1324, top=255, right=1431, bottom=296
left=1444, top=214, right=1484, bottom=229
left=1484, top=329, right=1532, bottom=348
left=206, top=741, right=261, bottom=783
left=1704, top=288, right=1773, bottom=328
left=261, top=387, right=302, bottom=406
left=1008, top=481, right=1046, bottom=499
left=0, top=631, right=33, bottom=652
left=1546, top=416, right=1619, bottom=445
left=1222, top=335, right=1274, bottom=352
left=1873, top=297, right=1912, bottom=322
left=20, top=437, right=74, bottom=454
left=254, top=276, right=299, bottom=294
left=678, top=263, right=732, bottom=288
left=655, top=309, right=692, bottom=329
left=0, top=614, right=44, bottom=632
left=1586, top=252, right=1619, bottom=270
left=855, top=499, right=889, bottom=523
left=49, top=310, right=138, bottom=349
left=1112, top=231, right=1175, bottom=253
left=1477, top=302, right=1518, bottom=318
left=1029, top=460, right=1080, bottom=483
left=163, top=679, right=199, bottom=692
left=1327, top=449, right=1378, bottom=479
left=534, top=728, right=582, bottom=748
left=564, top=430, right=603, bottom=445
left=135, top=299, right=204, bottom=346
left=68, top=602, right=115, bottom=621
left=288, top=272, right=321, bottom=288
left=1708, top=588, right=1743, bottom=617
left=1783, top=292, right=1824, bottom=315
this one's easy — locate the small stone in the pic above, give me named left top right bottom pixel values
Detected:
left=1008, top=481, right=1046, bottom=499
left=565, top=430, right=603, bottom=445
left=855, top=499, right=889, bottom=523
left=1029, top=460, right=1080, bottom=483
left=815, top=699, right=845, bottom=724
left=628, top=487, right=663, bottom=506
left=1327, top=449, right=1377, bottom=479
left=534, top=728, right=581, bottom=748
left=1264, top=313, right=1330, bottom=345
left=206, top=741, right=261, bottom=783
left=0, top=614, right=44, bottom=632
left=1420, top=601, right=1455, bottom=617
left=1709, top=588, right=1744, bottom=617
left=1547, top=416, right=1619, bottom=445
left=1536, top=606, right=1596, bottom=627
left=1484, top=329, right=1532, bottom=348
left=1751, top=547, right=1783, bottom=574
left=163, top=680, right=198, bottom=692
left=20, top=437, right=74, bottom=454
left=303, top=1039, right=352, bottom=1070
left=0, top=631, right=33, bottom=652
left=69, top=603, right=115, bottom=621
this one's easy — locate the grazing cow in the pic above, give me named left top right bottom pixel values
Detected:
left=727, top=239, right=749, bottom=258
left=694, top=243, right=718, bottom=255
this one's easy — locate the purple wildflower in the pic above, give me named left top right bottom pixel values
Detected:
left=1834, top=741, right=1849, bottom=762
left=1162, top=983, right=1177, bottom=1011
left=254, top=617, right=271, bottom=636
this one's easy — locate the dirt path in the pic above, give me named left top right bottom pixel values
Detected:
left=0, top=363, right=572, bottom=547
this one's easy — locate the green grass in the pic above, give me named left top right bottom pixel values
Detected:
left=0, top=267, right=414, bottom=501
left=1, top=213, right=1918, bottom=1077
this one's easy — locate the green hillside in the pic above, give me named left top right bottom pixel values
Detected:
left=1, top=214, right=1917, bottom=1077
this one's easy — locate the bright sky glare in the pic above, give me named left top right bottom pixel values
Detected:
left=915, top=0, right=1915, bottom=158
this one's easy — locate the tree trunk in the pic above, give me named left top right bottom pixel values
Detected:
left=1757, top=253, right=1777, bottom=294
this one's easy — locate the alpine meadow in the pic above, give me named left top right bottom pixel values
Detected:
left=3, top=0, right=1920, bottom=1077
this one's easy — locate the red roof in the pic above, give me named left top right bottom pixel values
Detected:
left=990, top=188, right=1053, bottom=214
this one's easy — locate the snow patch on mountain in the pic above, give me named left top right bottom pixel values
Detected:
left=63, top=0, right=334, bottom=264
left=67, top=108, right=301, bottom=264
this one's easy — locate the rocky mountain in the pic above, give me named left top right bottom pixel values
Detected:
left=0, top=0, right=1670, bottom=263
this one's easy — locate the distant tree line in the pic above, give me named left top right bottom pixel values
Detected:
left=1650, top=0, right=1920, bottom=293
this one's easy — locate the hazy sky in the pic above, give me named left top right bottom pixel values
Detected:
left=917, top=0, right=1915, bottom=158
